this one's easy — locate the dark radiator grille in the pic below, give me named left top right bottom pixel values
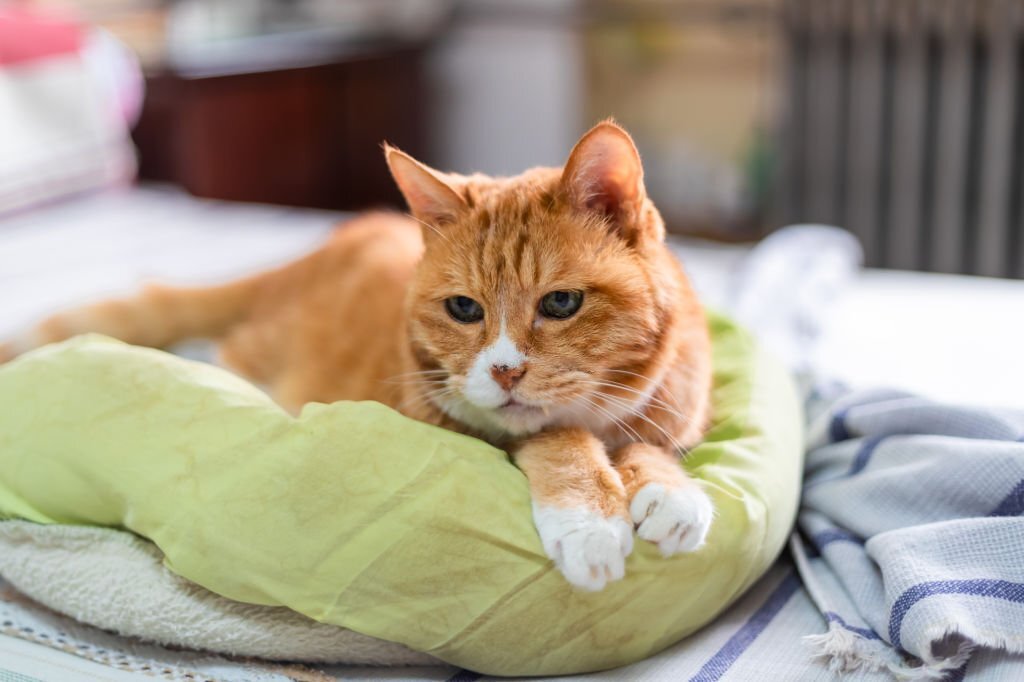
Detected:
left=778, top=0, right=1024, bottom=278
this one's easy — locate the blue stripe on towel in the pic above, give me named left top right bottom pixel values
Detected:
left=812, top=528, right=864, bottom=551
left=889, top=579, right=1024, bottom=650
left=689, top=572, right=801, bottom=682
left=829, top=407, right=852, bottom=443
left=824, top=611, right=883, bottom=640
left=800, top=531, right=822, bottom=559
left=848, top=435, right=886, bottom=476
left=989, top=480, right=1024, bottom=517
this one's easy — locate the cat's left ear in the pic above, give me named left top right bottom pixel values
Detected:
left=384, top=145, right=466, bottom=227
left=561, top=121, right=655, bottom=243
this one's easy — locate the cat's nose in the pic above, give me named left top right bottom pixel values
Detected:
left=490, top=363, right=526, bottom=391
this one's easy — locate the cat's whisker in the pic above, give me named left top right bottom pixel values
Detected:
left=580, top=395, right=645, bottom=441
left=595, top=374, right=691, bottom=406
left=603, top=367, right=705, bottom=405
left=594, top=389, right=695, bottom=430
left=395, top=385, right=457, bottom=413
left=594, top=376, right=693, bottom=419
left=580, top=406, right=634, bottom=445
left=418, top=385, right=457, bottom=399
left=606, top=366, right=703, bottom=383
left=595, top=389, right=695, bottom=440
left=603, top=368, right=660, bottom=384
left=579, top=379, right=688, bottom=419
left=595, top=391, right=691, bottom=455
left=386, top=369, right=449, bottom=377
left=397, top=394, right=453, bottom=417
left=382, top=369, right=449, bottom=383
left=385, top=378, right=449, bottom=387
left=576, top=397, right=642, bottom=444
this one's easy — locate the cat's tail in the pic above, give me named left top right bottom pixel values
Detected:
left=0, top=276, right=262, bottom=363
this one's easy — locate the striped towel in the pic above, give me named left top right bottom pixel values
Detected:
left=795, top=388, right=1024, bottom=679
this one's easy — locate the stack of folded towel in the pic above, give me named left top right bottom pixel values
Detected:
left=0, top=6, right=141, bottom=216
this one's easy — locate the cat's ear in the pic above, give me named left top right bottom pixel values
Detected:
left=561, top=121, right=650, bottom=241
left=384, top=145, right=466, bottom=226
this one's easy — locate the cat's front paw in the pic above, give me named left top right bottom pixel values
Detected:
left=630, top=482, right=713, bottom=556
left=532, top=503, right=634, bottom=591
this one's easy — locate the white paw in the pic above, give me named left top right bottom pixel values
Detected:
left=532, top=503, right=634, bottom=592
left=630, top=482, right=713, bottom=556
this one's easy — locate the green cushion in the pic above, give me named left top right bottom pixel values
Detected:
left=0, top=312, right=802, bottom=676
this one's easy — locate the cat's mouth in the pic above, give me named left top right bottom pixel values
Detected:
left=496, top=398, right=540, bottom=413
left=492, top=396, right=555, bottom=423
left=488, top=397, right=553, bottom=436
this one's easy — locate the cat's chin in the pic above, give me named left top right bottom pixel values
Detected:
left=434, top=395, right=551, bottom=440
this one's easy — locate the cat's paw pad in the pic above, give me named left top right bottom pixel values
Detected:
left=630, top=482, right=713, bottom=556
left=532, top=503, right=634, bottom=592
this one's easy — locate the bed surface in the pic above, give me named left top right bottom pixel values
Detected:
left=2, top=185, right=1022, bottom=681
left=676, top=241, right=1024, bottom=410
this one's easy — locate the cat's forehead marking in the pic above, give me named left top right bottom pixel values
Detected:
left=488, top=295, right=523, bottom=341
left=489, top=322, right=526, bottom=364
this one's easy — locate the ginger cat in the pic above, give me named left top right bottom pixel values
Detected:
left=1, top=121, right=713, bottom=591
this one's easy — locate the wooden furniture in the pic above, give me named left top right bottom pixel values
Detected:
left=132, top=40, right=431, bottom=211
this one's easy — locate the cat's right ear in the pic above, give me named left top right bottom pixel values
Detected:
left=560, top=121, right=651, bottom=243
left=384, top=145, right=466, bottom=227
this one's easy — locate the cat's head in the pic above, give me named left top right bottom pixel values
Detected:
left=385, top=121, right=683, bottom=440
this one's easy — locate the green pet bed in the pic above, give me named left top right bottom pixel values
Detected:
left=0, top=312, right=801, bottom=676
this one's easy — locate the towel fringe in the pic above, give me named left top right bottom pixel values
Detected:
left=805, top=623, right=979, bottom=681
left=804, top=622, right=902, bottom=674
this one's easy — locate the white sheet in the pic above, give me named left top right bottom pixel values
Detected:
left=670, top=239, right=1024, bottom=410
left=818, top=270, right=1024, bottom=409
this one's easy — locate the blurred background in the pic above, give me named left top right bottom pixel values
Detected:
left=2, top=0, right=1024, bottom=279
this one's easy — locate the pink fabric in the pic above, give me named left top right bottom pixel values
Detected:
left=0, top=5, right=83, bottom=67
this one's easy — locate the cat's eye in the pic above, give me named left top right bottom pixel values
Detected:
left=445, top=296, right=484, bottom=323
left=539, top=290, right=584, bottom=319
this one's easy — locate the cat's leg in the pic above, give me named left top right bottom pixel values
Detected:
left=611, top=443, right=713, bottom=556
left=0, top=279, right=260, bottom=363
left=512, top=428, right=633, bottom=591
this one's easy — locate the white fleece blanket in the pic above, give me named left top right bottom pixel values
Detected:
left=0, top=520, right=438, bottom=667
